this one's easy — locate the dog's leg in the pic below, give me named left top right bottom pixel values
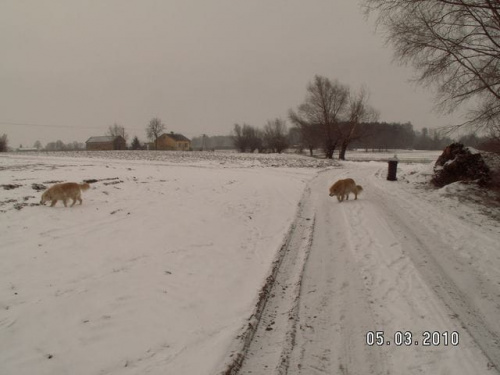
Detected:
left=79, top=197, right=82, bottom=205
left=50, top=200, right=57, bottom=207
left=63, top=199, right=67, bottom=207
left=71, top=199, right=77, bottom=207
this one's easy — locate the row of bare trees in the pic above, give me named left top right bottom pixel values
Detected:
left=231, top=75, right=378, bottom=159
left=232, top=118, right=290, bottom=153
left=258, top=75, right=377, bottom=159
left=231, top=73, right=476, bottom=157
left=44, top=140, right=85, bottom=151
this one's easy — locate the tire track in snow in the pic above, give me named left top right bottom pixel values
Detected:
left=219, top=185, right=316, bottom=375
left=324, top=163, right=498, bottom=374
left=287, top=171, right=388, bottom=375
left=360, top=164, right=500, bottom=373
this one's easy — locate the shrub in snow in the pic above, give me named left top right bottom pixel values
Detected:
left=431, top=143, right=491, bottom=187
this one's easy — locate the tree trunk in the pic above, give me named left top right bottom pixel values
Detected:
left=324, top=138, right=337, bottom=159
left=325, top=143, right=335, bottom=159
left=339, top=140, right=348, bottom=160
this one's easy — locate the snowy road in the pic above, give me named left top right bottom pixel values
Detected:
left=236, top=162, right=500, bottom=375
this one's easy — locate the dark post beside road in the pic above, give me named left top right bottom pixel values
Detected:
left=387, top=155, right=399, bottom=181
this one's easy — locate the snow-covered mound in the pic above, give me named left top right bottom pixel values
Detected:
left=431, top=143, right=491, bottom=187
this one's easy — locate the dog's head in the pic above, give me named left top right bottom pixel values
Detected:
left=329, top=186, right=338, bottom=197
left=40, top=190, right=51, bottom=205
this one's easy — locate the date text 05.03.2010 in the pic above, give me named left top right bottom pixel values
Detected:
left=366, top=331, right=459, bottom=347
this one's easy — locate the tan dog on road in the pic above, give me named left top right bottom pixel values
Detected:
left=329, top=178, right=363, bottom=202
left=40, top=182, right=90, bottom=207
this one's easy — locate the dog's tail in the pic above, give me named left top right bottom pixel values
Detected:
left=79, top=183, right=91, bottom=191
left=356, top=185, right=363, bottom=194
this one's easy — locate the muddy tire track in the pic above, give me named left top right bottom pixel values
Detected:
left=218, top=185, right=316, bottom=375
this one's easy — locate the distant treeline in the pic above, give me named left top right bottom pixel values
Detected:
left=291, top=121, right=458, bottom=154
left=15, top=122, right=494, bottom=155
left=12, top=139, right=86, bottom=151
left=350, top=122, right=496, bottom=152
left=191, top=122, right=473, bottom=153
left=44, top=140, right=85, bottom=151
left=350, top=122, right=450, bottom=151
left=192, top=121, right=497, bottom=155
left=191, top=135, right=234, bottom=150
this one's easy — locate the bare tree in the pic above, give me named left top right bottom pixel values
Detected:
left=364, top=0, right=500, bottom=136
left=246, top=126, right=264, bottom=153
left=232, top=123, right=247, bottom=152
left=108, top=123, right=128, bottom=141
left=232, top=123, right=263, bottom=152
left=146, top=118, right=165, bottom=150
left=339, top=88, right=379, bottom=160
left=0, top=134, right=8, bottom=152
left=289, top=122, right=323, bottom=156
left=289, top=75, right=349, bottom=158
left=33, top=140, right=42, bottom=150
left=263, top=118, right=289, bottom=153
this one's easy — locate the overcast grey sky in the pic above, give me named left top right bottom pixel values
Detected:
left=1, top=0, right=463, bottom=148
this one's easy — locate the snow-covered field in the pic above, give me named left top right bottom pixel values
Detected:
left=0, top=152, right=322, bottom=375
left=1, top=150, right=499, bottom=375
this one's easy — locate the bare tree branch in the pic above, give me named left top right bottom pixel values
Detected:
left=364, top=0, right=500, bottom=133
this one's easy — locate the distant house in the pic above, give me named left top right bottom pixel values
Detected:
left=86, top=136, right=126, bottom=151
left=156, top=132, right=191, bottom=151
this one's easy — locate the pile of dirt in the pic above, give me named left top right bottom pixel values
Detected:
left=1, top=184, right=22, bottom=190
left=431, top=143, right=491, bottom=187
left=31, top=183, right=47, bottom=191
